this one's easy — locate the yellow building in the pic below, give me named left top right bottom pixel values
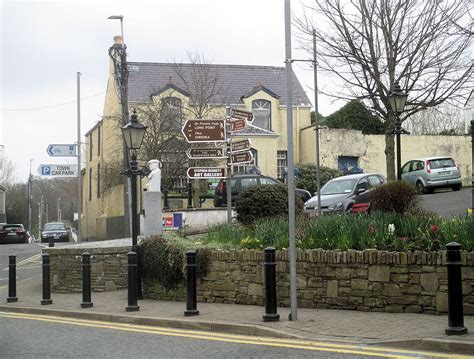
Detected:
left=82, top=37, right=312, bottom=241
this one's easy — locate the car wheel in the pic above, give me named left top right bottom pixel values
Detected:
left=451, top=184, right=462, bottom=191
left=416, top=181, right=428, bottom=195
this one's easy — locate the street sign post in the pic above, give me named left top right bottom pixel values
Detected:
left=186, top=147, right=225, bottom=159
left=230, top=119, right=247, bottom=132
left=231, top=109, right=254, bottom=123
left=231, top=139, right=251, bottom=153
left=47, top=144, right=77, bottom=157
left=182, top=119, right=226, bottom=143
left=38, top=164, right=78, bottom=177
left=231, top=151, right=253, bottom=164
left=186, top=167, right=226, bottom=179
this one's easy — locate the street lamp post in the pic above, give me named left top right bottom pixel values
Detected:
left=27, top=159, right=34, bottom=236
left=122, top=109, right=147, bottom=300
left=388, top=83, right=408, bottom=180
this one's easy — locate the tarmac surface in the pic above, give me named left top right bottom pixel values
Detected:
left=1, top=276, right=473, bottom=356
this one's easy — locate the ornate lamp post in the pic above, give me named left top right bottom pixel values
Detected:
left=122, top=110, right=147, bottom=249
left=388, top=83, right=408, bottom=180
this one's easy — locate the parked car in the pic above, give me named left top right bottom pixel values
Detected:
left=213, top=174, right=311, bottom=207
left=304, top=173, right=386, bottom=215
left=41, top=222, right=70, bottom=243
left=400, top=156, right=462, bottom=194
left=0, top=224, right=29, bottom=244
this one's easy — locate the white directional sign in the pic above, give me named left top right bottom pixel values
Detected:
left=38, top=164, right=78, bottom=177
left=47, top=144, right=77, bottom=157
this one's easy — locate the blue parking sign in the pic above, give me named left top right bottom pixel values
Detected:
left=41, top=166, right=51, bottom=175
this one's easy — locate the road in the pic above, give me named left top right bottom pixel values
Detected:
left=0, top=240, right=74, bottom=289
left=0, top=312, right=461, bottom=359
left=418, top=187, right=471, bottom=218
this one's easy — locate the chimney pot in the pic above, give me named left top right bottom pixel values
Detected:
left=113, top=36, right=122, bottom=45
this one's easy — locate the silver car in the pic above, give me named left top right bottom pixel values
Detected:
left=400, top=156, right=462, bottom=194
left=304, top=173, right=386, bottom=215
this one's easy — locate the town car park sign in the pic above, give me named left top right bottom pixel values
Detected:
left=38, top=164, right=78, bottom=177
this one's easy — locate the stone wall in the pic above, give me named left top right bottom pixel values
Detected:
left=46, top=244, right=474, bottom=315
left=45, top=244, right=130, bottom=293
left=145, top=249, right=474, bottom=315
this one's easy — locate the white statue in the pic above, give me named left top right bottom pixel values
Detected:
left=147, top=159, right=162, bottom=192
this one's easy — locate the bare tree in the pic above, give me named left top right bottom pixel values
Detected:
left=296, top=0, right=473, bottom=180
left=404, top=105, right=465, bottom=135
left=0, top=151, right=15, bottom=186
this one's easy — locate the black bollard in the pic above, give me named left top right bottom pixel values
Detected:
left=445, top=242, right=468, bottom=335
left=126, top=251, right=140, bottom=312
left=184, top=250, right=199, bottom=316
left=263, top=247, right=279, bottom=322
left=41, top=253, right=53, bottom=305
left=81, top=252, right=93, bottom=308
left=163, top=188, right=169, bottom=210
left=187, top=182, right=193, bottom=209
left=133, top=245, right=143, bottom=300
left=48, top=236, right=54, bottom=248
left=7, top=255, right=18, bottom=302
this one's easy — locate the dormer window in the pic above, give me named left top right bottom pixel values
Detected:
left=252, top=100, right=271, bottom=130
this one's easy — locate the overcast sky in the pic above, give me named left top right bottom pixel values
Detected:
left=0, top=0, right=342, bottom=182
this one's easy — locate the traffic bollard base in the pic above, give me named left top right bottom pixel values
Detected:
left=41, top=299, right=53, bottom=305
left=80, top=302, right=93, bottom=308
left=184, top=309, right=199, bottom=317
left=445, top=326, right=468, bottom=335
left=126, top=305, right=140, bottom=312
left=7, top=297, right=18, bottom=303
left=263, top=313, right=280, bottom=322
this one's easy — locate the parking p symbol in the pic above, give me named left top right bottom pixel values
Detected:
left=42, top=166, right=51, bottom=175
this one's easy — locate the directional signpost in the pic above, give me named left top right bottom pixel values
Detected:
left=231, top=139, right=251, bottom=153
left=186, top=147, right=225, bottom=159
left=38, top=164, right=78, bottom=177
left=47, top=144, right=77, bottom=157
left=182, top=119, right=226, bottom=143
left=231, top=109, right=254, bottom=123
left=187, top=167, right=226, bottom=179
left=230, top=119, right=247, bottom=132
left=231, top=151, right=253, bottom=164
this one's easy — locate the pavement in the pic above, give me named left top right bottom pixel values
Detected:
left=1, top=276, right=474, bottom=356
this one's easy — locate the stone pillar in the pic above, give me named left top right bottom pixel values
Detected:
left=143, top=191, right=163, bottom=236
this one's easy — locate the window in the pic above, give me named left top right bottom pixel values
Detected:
left=161, top=97, right=182, bottom=131
left=356, top=178, right=369, bottom=191
left=260, top=177, right=279, bottom=185
left=97, top=164, right=101, bottom=198
left=368, top=175, right=382, bottom=187
left=241, top=178, right=258, bottom=190
left=277, top=151, right=287, bottom=181
left=252, top=99, right=271, bottom=130
left=97, top=126, right=101, bottom=156
left=89, top=133, right=93, bottom=161
left=89, top=169, right=92, bottom=201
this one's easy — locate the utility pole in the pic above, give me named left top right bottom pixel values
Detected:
left=284, top=0, right=297, bottom=321
left=312, top=29, right=322, bottom=216
left=27, top=159, right=34, bottom=235
left=77, top=72, right=82, bottom=242
left=57, top=197, right=61, bottom=222
left=38, top=196, right=43, bottom=239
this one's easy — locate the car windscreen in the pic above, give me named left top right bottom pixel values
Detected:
left=44, top=223, right=66, bottom=231
left=4, top=225, right=23, bottom=230
left=320, top=179, right=357, bottom=195
left=428, top=158, right=455, bottom=169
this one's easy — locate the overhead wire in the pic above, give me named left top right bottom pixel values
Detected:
left=1, top=92, right=105, bottom=112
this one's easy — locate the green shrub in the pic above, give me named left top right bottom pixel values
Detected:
left=140, top=235, right=211, bottom=288
left=370, top=181, right=418, bottom=214
left=235, top=184, right=303, bottom=225
left=296, top=164, right=341, bottom=194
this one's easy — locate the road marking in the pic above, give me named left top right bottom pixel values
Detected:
left=2, top=253, right=42, bottom=272
left=0, top=312, right=469, bottom=358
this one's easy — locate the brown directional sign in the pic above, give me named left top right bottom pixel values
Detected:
left=187, top=167, right=226, bottom=179
left=186, top=147, right=225, bottom=159
left=230, top=119, right=247, bottom=132
left=231, top=151, right=253, bottom=164
left=182, top=119, right=226, bottom=143
left=231, top=139, right=251, bottom=153
left=231, top=109, right=254, bottom=123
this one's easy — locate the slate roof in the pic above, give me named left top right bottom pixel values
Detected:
left=127, top=62, right=312, bottom=107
